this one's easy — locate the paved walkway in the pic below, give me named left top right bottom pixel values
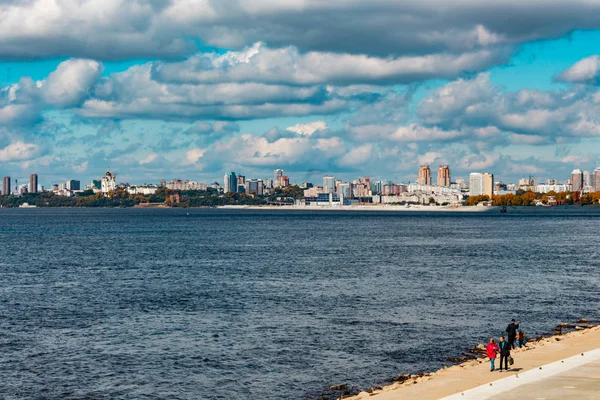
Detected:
left=441, top=349, right=600, bottom=400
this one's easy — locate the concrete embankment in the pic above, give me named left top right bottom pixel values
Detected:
left=347, top=323, right=600, bottom=400
left=219, top=205, right=499, bottom=212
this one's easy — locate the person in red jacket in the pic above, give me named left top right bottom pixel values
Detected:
left=486, top=338, right=500, bottom=372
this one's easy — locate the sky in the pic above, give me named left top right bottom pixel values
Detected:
left=3, top=1, right=600, bottom=187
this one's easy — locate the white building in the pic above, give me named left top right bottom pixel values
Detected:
left=534, top=184, right=571, bottom=193
left=101, top=170, right=117, bottom=194
left=127, top=185, right=159, bottom=195
left=223, top=171, right=237, bottom=193
left=166, top=180, right=207, bottom=191
left=323, top=175, right=335, bottom=193
left=373, top=192, right=462, bottom=206
left=469, top=173, right=494, bottom=197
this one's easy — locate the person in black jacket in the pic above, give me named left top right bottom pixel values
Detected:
left=506, top=319, right=520, bottom=349
left=498, top=336, right=511, bottom=371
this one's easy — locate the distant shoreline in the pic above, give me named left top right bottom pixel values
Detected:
left=218, top=205, right=499, bottom=212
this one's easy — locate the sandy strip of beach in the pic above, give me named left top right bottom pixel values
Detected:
left=348, top=325, right=600, bottom=400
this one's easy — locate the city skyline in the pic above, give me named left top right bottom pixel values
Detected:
left=4, top=163, right=599, bottom=197
left=3, top=3, right=600, bottom=184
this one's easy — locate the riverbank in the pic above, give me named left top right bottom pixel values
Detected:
left=347, top=322, right=600, bottom=400
left=219, top=204, right=499, bottom=212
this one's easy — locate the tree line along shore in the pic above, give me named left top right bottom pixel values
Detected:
left=1, top=185, right=599, bottom=208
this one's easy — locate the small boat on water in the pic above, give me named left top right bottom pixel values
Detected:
left=500, top=205, right=507, bottom=213
left=19, top=202, right=37, bottom=208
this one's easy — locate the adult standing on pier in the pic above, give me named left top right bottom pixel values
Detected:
left=506, top=319, right=520, bottom=349
left=498, top=336, right=511, bottom=372
left=486, top=338, right=499, bottom=371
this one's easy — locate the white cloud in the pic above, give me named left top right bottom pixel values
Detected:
left=139, top=153, right=159, bottom=165
left=182, top=148, right=206, bottom=165
left=152, top=42, right=511, bottom=86
left=41, top=59, right=104, bottom=107
left=1, top=0, right=600, bottom=63
left=286, top=120, right=328, bottom=136
left=556, top=55, right=600, bottom=84
left=0, top=141, right=39, bottom=162
left=73, top=161, right=89, bottom=172
left=459, top=152, right=500, bottom=170
left=337, top=144, right=373, bottom=167
left=417, top=72, right=600, bottom=139
left=390, top=124, right=466, bottom=142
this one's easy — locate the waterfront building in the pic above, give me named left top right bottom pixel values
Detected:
left=437, top=165, right=451, bottom=187
left=90, top=179, right=101, bottom=190
left=494, top=181, right=507, bottom=191
left=353, top=177, right=372, bottom=198
left=274, top=169, right=283, bottom=188
left=452, top=178, right=468, bottom=191
left=66, top=180, right=81, bottom=191
left=418, top=165, right=431, bottom=185
left=166, top=180, right=207, bottom=191
left=224, top=171, right=237, bottom=193
left=101, top=170, right=117, bottom=194
left=583, top=170, right=592, bottom=187
left=469, top=173, right=494, bottom=197
left=29, top=174, right=38, bottom=194
left=280, top=175, right=290, bottom=188
left=519, top=177, right=536, bottom=187
left=594, top=168, right=600, bottom=192
left=534, top=184, right=570, bottom=193
left=583, top=170, right=594, bottom=192
left=2, top=176, right=10, bottom=196
left=374, top=191, right=462, bottom=206
left=237, top=175, right=246, bottom=192
left=127, top=184, right=159, bottom=195
left=381, top=184, right=407, bottom=195
left=245, top=179, right=264, bottom=196
left=303, top=186, right=323, bottom=197
left=546, top=178, right=558, bottom=185
left=323, top=175, right=335, bottom=193
left=337, top=182, right=353, bottom=199
left=571, top=169, right=583, bottom=192
left=302, top=193, right=341, bottom=206
left=264, top=179, right=274, bottom=189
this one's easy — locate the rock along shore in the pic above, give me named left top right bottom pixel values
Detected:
left=327, top=319, right=599, bottom=400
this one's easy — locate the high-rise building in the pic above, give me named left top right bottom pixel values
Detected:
left=2, top=176, right=10, bottom=196
left=245, top=179, right=264, bottom=196
left=483, top=173, right=494, bottom=197
left=274, top=169, right=283, bottom=188
left=583, top=170, right=592, bottom=189
left=469, top=173, right=494, bottom=197
left=337, top=182, right=353, bottom=199
left=571, top=169, right=583, bottom=192
left=280, top=175, right=289, bottom=188
left=418, top=165, right=431, bottom=185
left=29, top=174, right=38, bottom=194
left=66, top=180, right=81, bottom=191
left=437, top=165, right=451, bottom=187
left=223, top=171, right=237, bottom=193
left=237, top=175, right=246, bottom=192
left=323, top=175, right=335, bottom=193
left=594, top=168, right=600, bottom=192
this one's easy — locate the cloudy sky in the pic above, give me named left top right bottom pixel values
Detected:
left=3, top=0, right=600, bottom=186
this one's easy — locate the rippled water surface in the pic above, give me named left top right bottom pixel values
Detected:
left=0, top=208, right=599, bottom=399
